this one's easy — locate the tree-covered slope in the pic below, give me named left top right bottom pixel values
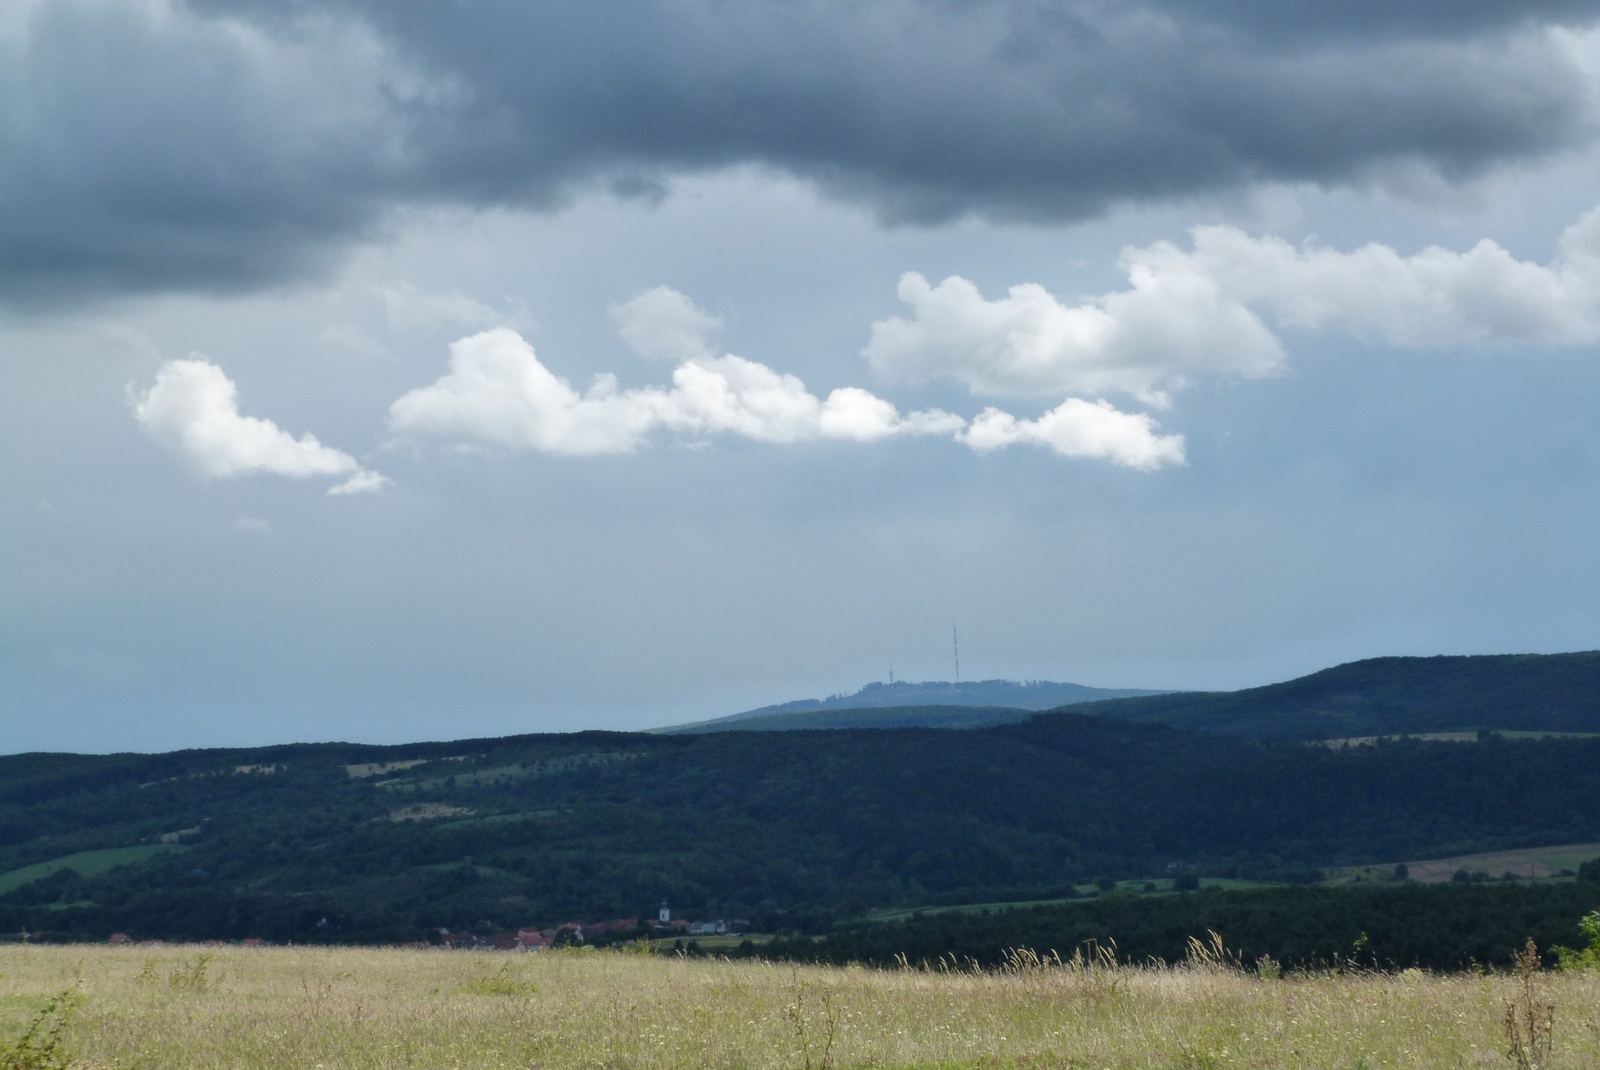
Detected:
left=1072, top=651, right=1600, bottom=738
left=4, top=717, right=1600, bottom=943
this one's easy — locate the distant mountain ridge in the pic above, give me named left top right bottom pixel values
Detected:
left=670, top=651, right=1600, bottom=738
left=662, top=704, right=1038, bottom=734
left=1075, top=651, right=1600, bottom=739
left=666, top=679, right=1167, bottom=733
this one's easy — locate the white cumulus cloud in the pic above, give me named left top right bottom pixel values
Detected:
left=1179, top=210, right=1600, bottom=347
left=961, top=399, right=1186, bottom=470
left=864, top=206, right=1600, bottom=405
left=391, top=288, right=1182, bottom=469
left=865, top=268, right=1283, bottom=405
left=131, top=358, right=387, bottom=495
left=388, top=327, right=965, bottom=455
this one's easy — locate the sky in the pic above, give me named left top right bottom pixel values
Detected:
left=6, top=0, right=1600, bottom=753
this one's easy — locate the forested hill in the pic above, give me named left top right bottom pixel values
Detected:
left=1071, top=651, right=1600, bottom=739
left=5, top=715, right=1600, bottom=944
left=668, top=652, right=1600, bottom=738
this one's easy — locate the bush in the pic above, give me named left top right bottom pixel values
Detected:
left=1554, top=910, right=1600, bottom=970
left=1, top=985, right=82, bottom=1070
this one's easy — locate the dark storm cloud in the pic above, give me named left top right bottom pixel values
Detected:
left=0, top=0, right=413, bottom=304
left=1144, top=0, right=1600, bottom=40
left=4, top=0, right=1598, bottom=304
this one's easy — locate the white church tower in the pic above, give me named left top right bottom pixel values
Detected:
left=659, top=900, right=670, bottom=923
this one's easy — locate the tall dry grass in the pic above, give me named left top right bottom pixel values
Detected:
left=1, top=941, right=1598, bottom=1069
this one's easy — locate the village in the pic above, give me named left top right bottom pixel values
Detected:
left=93, top=902, right=748, bottom=951
left=439, top=902, right=747, bottom=952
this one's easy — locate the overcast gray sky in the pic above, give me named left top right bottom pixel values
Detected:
left=5, top=0, right=1600, bottom=753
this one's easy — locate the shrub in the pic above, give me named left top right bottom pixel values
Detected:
left=1, top=985, right=82, bottom=1070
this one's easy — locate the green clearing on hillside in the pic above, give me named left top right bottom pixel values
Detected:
left=385, top=752, right=642, bottom=791
left=1332, top=841, right=1600, bottom=884
left=0, top=844, right=186, bottom=894
left=863, top=879, right=1281, bottom=923
left=1317, top=730, right=1600, bottom=747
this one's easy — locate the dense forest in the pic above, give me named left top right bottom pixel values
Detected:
left=767, top=882, right=1600, bottom=971
left=1075, top=651, right=1600, bottom=738
left=4, top=711, right=1600, bottom=944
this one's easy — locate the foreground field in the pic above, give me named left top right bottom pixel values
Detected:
left=2, top=943, right=1597, bottom=1069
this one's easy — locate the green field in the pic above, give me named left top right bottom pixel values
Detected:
left=1318, top=730, right=1600, bottom=747
left=0, top=844, right=187, bottom=894
left=1400, top=842, right=1600, bottom=883
left=1331, top=841, right=1600, bottom=885
left=862, top=879, right=1280, bottom=923
left=656, top=932, right=767, bottom=953
left=1, top=942, right=1596, bottom=1069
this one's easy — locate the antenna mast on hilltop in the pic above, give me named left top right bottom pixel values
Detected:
left=953, top=626, right=960, bottom=684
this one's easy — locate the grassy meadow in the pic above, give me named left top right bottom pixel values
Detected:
left=2, top=942, right=1598, bottom=1069
left=0, top=848, right=188, bottom=896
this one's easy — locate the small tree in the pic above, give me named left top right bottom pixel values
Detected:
left=1553, top=911, right=1600, bottom=970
